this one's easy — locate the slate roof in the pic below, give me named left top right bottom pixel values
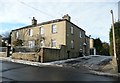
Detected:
left=12, top=18, right=85, bottom=32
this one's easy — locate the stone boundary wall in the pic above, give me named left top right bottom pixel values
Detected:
left=12, top=52, right=38, bottom=61
left=0, top=52, right=7, bottom=57
left=12, top=45, right=79, bottom=63
left=43, top=48, right=60, bottom=62
left=43, top=45, right=67, bottom=62
left=0, top=47, right=7, bottom=57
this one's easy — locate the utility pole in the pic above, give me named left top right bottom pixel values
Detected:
left=110, top=10, right=118, bottom=73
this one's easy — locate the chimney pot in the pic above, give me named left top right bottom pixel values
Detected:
left=62, top=14, right=71, bottom=21
left=32, top=17, right=37, bottom=25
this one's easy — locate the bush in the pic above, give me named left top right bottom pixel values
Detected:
left=12, top=39, right=23, bottom=46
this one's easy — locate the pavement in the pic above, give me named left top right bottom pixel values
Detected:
left=0, top=55, right=120, bottom=78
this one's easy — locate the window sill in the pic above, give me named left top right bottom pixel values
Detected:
left=52, top=32, right=57, bottom=34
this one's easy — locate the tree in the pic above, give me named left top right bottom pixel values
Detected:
left=94, top=38, right=110, bottom=56
left=12, top=39, right=23, bottom=46
left=109, top=22, right=120, bottom=56
left=1, top=31, right=11, bottom=45
left=94, top=38, right=103, bottom=55
left=101, top=42, right=110, bottom=56
left=1, top=31, right=10, bottom=38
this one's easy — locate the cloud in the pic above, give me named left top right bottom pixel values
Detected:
left=0, top=0, right=119, bottom=43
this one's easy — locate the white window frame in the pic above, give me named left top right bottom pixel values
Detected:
left=52, top=24, right=57, bottom=33
left=28, top=29, right=33, bottom=36
left=79, top=31, right=82, bottom=38
left=71, top=27, right=73, bottom=34
left=40, top=40, right=45, bottom=47
left=16, top=31, right=19, bottom=38
left=51, top=39, right=56, bottom=48
left=71, top=40, right=74, bottom=49
left=40, top=27, right=44, bottom=35
left=28, top=41, right=35, bottom=48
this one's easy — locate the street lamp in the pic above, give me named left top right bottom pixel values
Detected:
left=110, top=10, right=118, bottom=72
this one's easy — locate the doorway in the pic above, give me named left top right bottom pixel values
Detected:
left=67, top=51, right=70, bottom=59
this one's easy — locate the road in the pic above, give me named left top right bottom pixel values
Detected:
left=0, top=60, right=120, bottom=82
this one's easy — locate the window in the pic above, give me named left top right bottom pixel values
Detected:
left=80, top=43, right=81, bottom=46
left=51, top=39, right=56, bottom=47
left=80, top=42, right=82, bottom=46
left=79, top=31, right=82, bottom=38
left=71, top=27, right=73, bottom=34
left=16, top=31, right=19, bottom=38
left=71, top=40, right=74, bottom=49
left=28, top=41, right=35, bottom=48
left=52, top=24, right=57, bottom=33
left=40, top=27, right=44, bottom=35
left=28, top=29, right=33, bottom=36
left=40, top=40, right=45, bottom=47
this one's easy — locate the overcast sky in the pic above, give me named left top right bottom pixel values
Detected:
left=0, top=0, right=119, bottom=43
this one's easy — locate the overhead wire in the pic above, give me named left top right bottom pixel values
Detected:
left=17, top=0, right=54, bottom=18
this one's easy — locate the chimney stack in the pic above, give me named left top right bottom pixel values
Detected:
left=32, top=17, right=37, bottom=25
left=62, top=14, right=71, bottom=21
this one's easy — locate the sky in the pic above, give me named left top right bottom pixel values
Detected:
left=0, top=0, right=119, bottom=43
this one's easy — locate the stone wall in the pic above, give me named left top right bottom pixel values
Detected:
left=43, top=48, right=60, bottom=62
left=0, top=47, right=7, bottom=57
left=42, top=45, right=68, bottom=62
left=12, top=45, right=79, bottom=63
left=12, top=52, right=38, bottom=61
left=0, top=52, right=7, bottom=57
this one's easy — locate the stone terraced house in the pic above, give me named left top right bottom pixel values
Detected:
left=11, top=14, right=90, bottom=62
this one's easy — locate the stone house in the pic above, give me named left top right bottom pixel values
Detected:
left=11, top=14, right=90, bottom=62
left=89, top=38, right=96, bottom=55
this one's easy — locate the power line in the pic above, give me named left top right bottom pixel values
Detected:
left=18, top=0, right=54, bottom=18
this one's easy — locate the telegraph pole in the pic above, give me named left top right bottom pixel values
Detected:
left=110, top=10, right=118, bottom=73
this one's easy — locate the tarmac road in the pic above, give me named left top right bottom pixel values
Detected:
left=0, top=60, right=120, bottom=82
